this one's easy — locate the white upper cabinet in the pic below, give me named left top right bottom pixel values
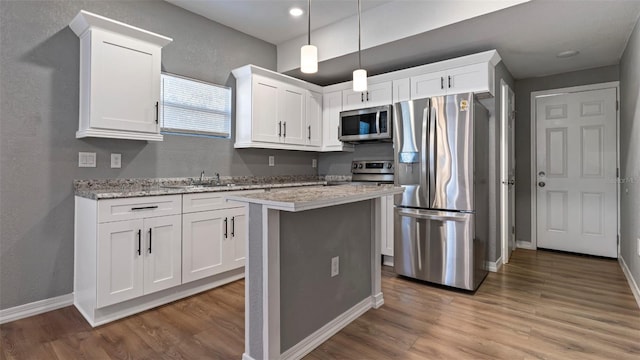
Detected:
left=342, top=82, right=393, bottom=111
left=233, top=65, right=324, bottom=151
left=411, top=62, right=493, bottom=100
left=306, top=91, right=323, bottom=147
left=69, top=10, right=172, bottom=141
left=321, top=91, right=354, bottom=152
left=393, top=78, right=411, bottom=104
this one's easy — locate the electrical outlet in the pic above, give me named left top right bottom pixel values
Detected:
left=312, top=159, right=317, bottom=168
left=111, top=153, right=121, bottom=168
left=78, top=152, right=96, bottom=168
left=331, top=256, right=339, bottom=277
left=269, top=155, right=275, bottom=167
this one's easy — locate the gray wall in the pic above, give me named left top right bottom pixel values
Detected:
left=513, top=65, right=620, bottom=245
left=279, top=201, right=371, bottom=352
left=619, top=16, right=640, bottom=295
left=318, top=143, right=394, bottom=175
left=0, top=0, right=317, bottom=310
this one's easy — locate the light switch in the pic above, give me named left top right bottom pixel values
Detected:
left=78, top=152, right=96, bottom=168
left=111, top=153, right=122, bottom=168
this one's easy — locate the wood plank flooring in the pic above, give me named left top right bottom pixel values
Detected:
left=1, top=249, right=638, bottom=359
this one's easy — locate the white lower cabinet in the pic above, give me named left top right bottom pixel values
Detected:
left=97, top=214, right=181, bottom=308
left=75, top=191, right=258, bottom=326
left=380, top=195, right=394, bottom=258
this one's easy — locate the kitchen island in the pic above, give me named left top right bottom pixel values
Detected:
left=227, top=185, right=404, bottom=360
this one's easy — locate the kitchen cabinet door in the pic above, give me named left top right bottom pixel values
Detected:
left=306, top=91, right=323, bottom=147
left=251, top=75, right=282, bottom=144
left=411, top=70, right=448, bottom=99
left=381, top=195, right=394, bottom=257
left=446, top=63, right=490, bottom=95
left=393, top=78, right=411, bottom=104
left=97, top=219, right=144, bottom=308
left=182, top=210, right=227, bottom=283
left=280, top=84, right=306, bottom=145
left=322, top=91, right=343, bottom=150
left=143, top=215, right=182, bottom=295
left=226, top=207, right=247, bottom=271
left=342, top=82, right=393, bottom=111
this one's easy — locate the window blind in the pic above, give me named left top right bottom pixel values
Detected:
left=160, top=73, right=231, bottom=138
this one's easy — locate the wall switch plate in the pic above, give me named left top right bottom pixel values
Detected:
left=269, top=155, right=275, bottom=167
left=78, top=152, right=96, bottom=168
left=331, top=256, right=339, bottom=277
left=111, top=153, right=121, bottom=168
left=312, top=159, right=317, bottom=168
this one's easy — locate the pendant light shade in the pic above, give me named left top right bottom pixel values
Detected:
left=353, top=69, right=367, bottom=92
left=352, top=0, right=367, bottom=91
left=301, top=45, right=318, bottom=73
left=300, top=0, right=318, bottom=74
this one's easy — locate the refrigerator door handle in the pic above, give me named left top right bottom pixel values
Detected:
left=397, top=209, right=469, bottom=222
left=420, top=107, right=429, bottom=197
left=429, top=104, right=437, bottom=207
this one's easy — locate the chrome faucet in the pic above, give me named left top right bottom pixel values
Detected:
left=215, top=172, right=221, bottom=185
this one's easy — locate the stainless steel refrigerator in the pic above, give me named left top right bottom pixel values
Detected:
left=393, top=93, right=489, bottom=291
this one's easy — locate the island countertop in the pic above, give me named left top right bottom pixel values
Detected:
left=227, top=184, right=404, bottom=212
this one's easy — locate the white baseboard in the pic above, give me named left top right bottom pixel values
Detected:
left=619, top=256, right=640, bottom=310
left=516, top=240, right=536, bottom=250
left=371, top=292, right=384, bottom=309
left=242, top=354, right=256, bottom=360
left=280, top=297, right=372, bottom=360
left=486, top=257, right=503, bottom=272
left=0, top=293, right=73, bottom=325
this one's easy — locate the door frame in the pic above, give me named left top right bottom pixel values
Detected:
left=529, top=81, right=620, bottom=252
left=500, top=80, right=515, bottom=264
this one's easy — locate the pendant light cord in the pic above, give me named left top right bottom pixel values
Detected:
left=308, top=0, right=311, bottom=45
left=357, top=0, right=362, bottom=69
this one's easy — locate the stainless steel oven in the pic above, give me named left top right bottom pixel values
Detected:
left=339, top=105, right=392, bottom=142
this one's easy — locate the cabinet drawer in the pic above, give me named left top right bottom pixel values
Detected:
left=98, top=195, right=182, bottom=223
left=183, top=190, right=264, bottom=213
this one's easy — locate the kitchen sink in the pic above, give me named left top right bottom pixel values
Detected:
left=162, top=183, right=237, bottom=190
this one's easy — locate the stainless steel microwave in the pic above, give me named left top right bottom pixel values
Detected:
left=339, top=105, right=392, bottom=142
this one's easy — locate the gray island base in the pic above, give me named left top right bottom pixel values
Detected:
left=227, top=185, right=404, bottom=360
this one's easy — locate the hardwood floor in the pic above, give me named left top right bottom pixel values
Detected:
left=1, top=249, right=638, bottom=359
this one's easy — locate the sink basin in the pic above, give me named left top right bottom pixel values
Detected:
left=162, top=183, right=237, bottom=189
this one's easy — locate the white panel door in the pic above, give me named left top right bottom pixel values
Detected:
left=91, top=29, right=160, bottom=134
left=306, top=91, right=323, bottom=147
left=182, top=210, right=226, bottom=283
left=97, top=219, right=144, bottom=308
left=322, top=91, right=343, bottom=149
left=536, top=88, right=617, bottom=257
left=143, top=215, right=182, bottom=295
left=281, top=85, right=306, bottom=145
left=251, top=75, right=281, bottom=144
left=226, top=207, right=247, bottom=270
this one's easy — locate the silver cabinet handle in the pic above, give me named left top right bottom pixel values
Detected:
left=283, top=122, right=287, bottom=137
left=366, top=91, right=369, bottom=101
left=137, top=229, right=142, bottom=256
left=448, top=75, right=452, bottom=88
left=224, top=217, right=228, bottom=238
left=278, top=121, right=282, bottom=137
left=440, top=77, right=444, bottom=89
left=231, top=217, right=235, bottom=237
left=148, top=228, right=152, bottom=254
left=361, top=92, right=364, bottom=102
left=308, top=125, right=311, bottom=140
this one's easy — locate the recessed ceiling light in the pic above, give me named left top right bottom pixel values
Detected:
left=556, top=50, right=580, bottom=58
left=289, top=8, right=304, bottom=17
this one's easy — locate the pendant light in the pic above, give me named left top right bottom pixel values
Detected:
left=352, top=0, right=367, bottom=91
left=300, top=0, right=318, bottom=73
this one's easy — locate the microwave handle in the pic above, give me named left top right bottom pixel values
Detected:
left=376, top=111, right=381, bottom=134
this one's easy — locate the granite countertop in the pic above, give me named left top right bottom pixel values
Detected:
left=226, top=184, right=404, bottom=212
left=73, top=175, right=346, bottom=200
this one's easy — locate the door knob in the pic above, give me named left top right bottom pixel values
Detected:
left=538, top=181, right=546, bottom=188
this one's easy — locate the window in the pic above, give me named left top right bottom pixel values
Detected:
left=160, top=73, right=232, bottom=138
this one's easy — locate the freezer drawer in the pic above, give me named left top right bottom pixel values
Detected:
left=393, top=208, right=487, bottom=290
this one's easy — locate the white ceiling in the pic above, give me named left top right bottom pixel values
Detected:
left=166, top=0, right=393, bottom=44
left=167, top=0, right=640, bottom=83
